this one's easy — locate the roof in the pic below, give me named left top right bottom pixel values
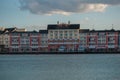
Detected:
left=47, top=24, right=80, bottom=29
left=10, top=31, right=38, bottom=34
left=89, top=29, right=117, bottom=32
left=79, top=29, right=89, bottom=33
left=4, top=27, right=16, bottom=32
left=0, top=31, right=4, bottom=34
left=39, top=30, right=48, bottom=33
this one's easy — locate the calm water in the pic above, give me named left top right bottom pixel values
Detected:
left=0, top=54, right=120, bottom=80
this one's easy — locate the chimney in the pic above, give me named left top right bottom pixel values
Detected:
left=68, top=21, right=70, bottom=24
left=57, top=21, right=59, bottom=25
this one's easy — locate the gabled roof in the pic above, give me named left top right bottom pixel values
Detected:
left=4, top=27, right=16, bottom=32
left=47, top=24, right=80, bottom=29
left=0, top=31, right=4, bottom=34
left=10, top=31, right=38, bottom=34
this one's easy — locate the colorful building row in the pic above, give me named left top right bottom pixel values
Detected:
left=0, top=23, right=120, bottom=52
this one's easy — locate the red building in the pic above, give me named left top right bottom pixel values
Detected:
left=39, top=30, right=48, bottom=52
left=9, top=31, right=40, bottom=52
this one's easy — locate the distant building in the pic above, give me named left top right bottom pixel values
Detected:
left=106, top=30, right=118, bottom=51
left=0, top=27, right=26, bottom=52
left=39, top=30, right=48, bottom=52
left=88, top=30, right=98, bottom=52
left=96, top=31, right=107, bottom=52
left=79, top=29, right=89, bottom=52
left=0, top=27, right=5, bottom=31
left=47, top=23, right=80, bottom=52
left=118, top=31, right=120, bottom=51
left=9, top=31, right=40, bottom=52
left=0, top=24, right=120, bottom=53
left=87, top=29, right=118, bottom=52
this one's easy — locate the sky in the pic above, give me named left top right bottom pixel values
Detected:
left=0, top=0, right=120, bottom=31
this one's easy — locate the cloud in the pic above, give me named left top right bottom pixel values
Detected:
left=19, top=0, right=120, bottom=15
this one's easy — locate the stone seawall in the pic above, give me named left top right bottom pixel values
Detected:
left=0, top=51, right=120, bottom=54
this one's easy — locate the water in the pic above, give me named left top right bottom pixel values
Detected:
left=0, top=54, right=120, bottom=80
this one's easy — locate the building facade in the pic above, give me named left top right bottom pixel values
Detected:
left=0, top=27, right=26, bottom=52
left=106, top=30, right=118, bottom=51
left=48, top=23, right=80, bottom=52
left=79, top=29, right=89, bottom=51
left=118, top=31, right=120, bottom=51
left=9, top=31, right=40, bottom=52
left=39, top=30, right=48, bottom=52
left=96, top=31, right=107, bottom=52
left=0, top=24, right=120, bottom=53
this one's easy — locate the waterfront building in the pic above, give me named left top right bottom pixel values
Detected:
left=9, top=31, right=40, bottom=52
left=86, top=29, right=118, bottom=52
left=88, top=30, right=98, bottom=52
left=106, top=30, right=118, bottom=51
left=1, top=33, right=10, bottom=51
left=48, top=22, right=80, bottom=52
left=39, top=30, right=48, bottom=52
left=0, top=24, right=120, bottom=53
left=30, top=31, right=40, bottom=52
left=118, top=31, right=120, bottom=51
left=79, top=29, right=89, bottom=51
left=96, top=31, right=107, bottom=52
left=0, top=27, right=20, bottom=52
left=0, top=31, right=5, bottom=52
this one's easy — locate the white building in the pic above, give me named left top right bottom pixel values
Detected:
left=48, top=23, right=80, bottom=52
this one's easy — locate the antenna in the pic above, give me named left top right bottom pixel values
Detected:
left=92, top=25, right=95, bottom=30
left=68, top=21, right=70, bottom=24
left=57, top=21, right=59, bottom=25
left=112, top=24, right=114, bottom=29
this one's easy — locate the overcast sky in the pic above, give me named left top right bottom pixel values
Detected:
left=0, top=0, right=120, bottom=31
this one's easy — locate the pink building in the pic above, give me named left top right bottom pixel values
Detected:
left=39, top=30, right=48, bottom=52
left=9, top=31, right=40, bottom=52
left=87, top=30, right=118, bottom=52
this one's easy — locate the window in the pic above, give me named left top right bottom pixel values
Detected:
left=32, top=44, right=38, bottom=46
left=65, top=34, right=68, bottom=36
left=55, top=36, right=58, bottom=39
left=50, top=34, right=53, bottom=37
left=70, top=34, right=72, bottom=36
left=64, top=31, right=67, bottom=33
left=75, top=34, right=77, bottom=36
left=60, top=31, right=63, bottom=33
left=55, top=34, right=58, bottom=36
left=32, top=48, right=38, bottom=51
left=50, top=31, right=53, bottom=33
left=55, top=31, right=58, bottom=33
left=12, top=33, right=19, bottom=36
left=12, top=49, right=19, bottom=52
left=60, top=34, right=63, bottom=36
left=31, top=33, right=38, bottom=36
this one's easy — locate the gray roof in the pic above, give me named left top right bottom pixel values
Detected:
left=39, top=30, right=48, bottom=33
left=47, top=24, right=80, bottom=29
